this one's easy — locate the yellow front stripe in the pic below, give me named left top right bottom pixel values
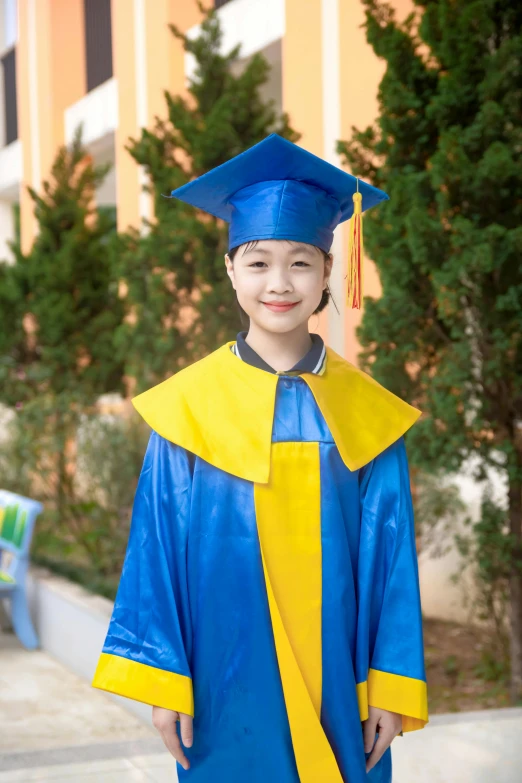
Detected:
left=255, top=441, right=343, bottom=782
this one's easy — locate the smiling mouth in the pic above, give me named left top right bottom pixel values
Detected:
left=262, top=301, right=300, bottom=310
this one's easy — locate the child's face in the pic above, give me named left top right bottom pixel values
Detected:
left=224, top=240, right=332, bottom=334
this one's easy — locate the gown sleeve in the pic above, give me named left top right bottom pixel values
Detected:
left=357, top=435, right=428, bottom=733
left=91, top=429, right=194, bottom=716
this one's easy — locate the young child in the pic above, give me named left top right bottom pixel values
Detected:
left=92, top=134, right=428, bottom=783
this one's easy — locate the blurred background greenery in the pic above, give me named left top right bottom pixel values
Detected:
left=1, top=0, right=521, bottom=713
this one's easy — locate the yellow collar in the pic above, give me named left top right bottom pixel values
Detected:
left=131, top=341, right=421, bottom=483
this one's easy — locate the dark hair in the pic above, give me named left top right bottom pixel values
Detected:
left=227, top=239, right=336, bottom=328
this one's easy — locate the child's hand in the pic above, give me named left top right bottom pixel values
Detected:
left=152, top=706, right=193, bottom=770
left=362, top=705, right=402, bottom=772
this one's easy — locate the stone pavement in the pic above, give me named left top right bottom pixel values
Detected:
left=1, top=630, right=522, bottom=782
left=0, top=632, right=177, bottom=782
left=392, top=706, right=522, bottom=783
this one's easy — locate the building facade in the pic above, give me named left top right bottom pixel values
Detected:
left=0, top=0, right=418, bottom=360
left=1, top=0, right=484, bottom=625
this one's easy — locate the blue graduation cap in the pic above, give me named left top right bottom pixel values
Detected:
left=167, top=133, right=389, bottom=308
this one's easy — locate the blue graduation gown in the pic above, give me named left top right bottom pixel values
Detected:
left=92, top=341, right=428, bottom=782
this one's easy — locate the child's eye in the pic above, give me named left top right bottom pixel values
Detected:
left=248, top=261, right=310, bottom=268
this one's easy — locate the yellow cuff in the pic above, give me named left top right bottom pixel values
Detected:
left=92, top=652, right=194, bottom=717
left=357, top=667, right=428, bottom=732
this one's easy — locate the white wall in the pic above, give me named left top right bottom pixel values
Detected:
left=0, top=138, right=22, bottom=263
left=0, top=198, right=15, bottom=262
left=26, top=567, right=152, bottom=726
left=0, top=0, right=18, bottom=148
left=1, top=0, right=18, bottom=51
left=89, top=134, right=117, bottom=208
left=185, top=0, right=285, bottom=86
left=64, top=77, right=119, bottom=150
left=418, top=455, right=508, bottom=627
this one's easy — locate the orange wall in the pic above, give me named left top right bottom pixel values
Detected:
left=339, top=0, right=385, bottom=363
left=50, top=0, right=86, bottom=148
left=111, top=0, right=139, bottom=233
left=15, top=0, right=413, bottom=363
left=16, top=0, right=35, bottom=252
left=166, top=0, right=204, bottom=109
left=112, top=0, right=203, bottom=233
left=18, top=0, right=85, bottom=254
left=18, top=0, right=54, bottom=254
left=283, top=0, right=324, bottom=155
left=145, top=0, right=176, bottom=128
left=17, top=0, right=204, bottom=246
left=340, top=0, right=414, bottom=363
left=283, top=0, right=328, bottom=341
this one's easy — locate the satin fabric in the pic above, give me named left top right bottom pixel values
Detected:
left=129, top=341, right=421, bottom=484
left=227, top=179, right=341, bottom=253
left=95, top=375, right=425, bottom=782
left=167, top=134, right=389, bottom=253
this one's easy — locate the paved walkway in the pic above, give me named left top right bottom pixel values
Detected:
left=393, top=706, right=522, bottom=782
left=1, top=630, right=521, bottom=782
left=0, top=632, right=174, bottom=782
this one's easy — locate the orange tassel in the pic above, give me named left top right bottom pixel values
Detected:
left=346, top=186, right=364, bottom=309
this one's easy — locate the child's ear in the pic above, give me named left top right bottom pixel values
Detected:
left=324, top=252, right=334, bottom=287
left=224, top=254, right=236, bottom=290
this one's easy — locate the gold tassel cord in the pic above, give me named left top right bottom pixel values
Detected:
left=346, top=185, right=364, bottom=309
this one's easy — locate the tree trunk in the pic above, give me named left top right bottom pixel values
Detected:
left=508, top=474, right=522, bottom=704
left=56, top=415, right=67, bottom=528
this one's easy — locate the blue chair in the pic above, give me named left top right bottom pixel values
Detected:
left=0, top=489, right=43, bottom=650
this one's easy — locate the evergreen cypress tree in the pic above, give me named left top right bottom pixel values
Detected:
left=0, top=125, right=125, bottom=524
left=338, top=0, right=522, bottom=701
left=113, top=2, right=299, bottom=393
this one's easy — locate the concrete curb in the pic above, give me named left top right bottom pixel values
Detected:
left=26, top=565, right=151, bottom=725
left=426, top=706, right=522, bottom=726
left=0, top=738, right=166, bottom=772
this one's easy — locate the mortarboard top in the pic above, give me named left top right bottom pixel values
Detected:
left=167, top=133, right=389, bottom=308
